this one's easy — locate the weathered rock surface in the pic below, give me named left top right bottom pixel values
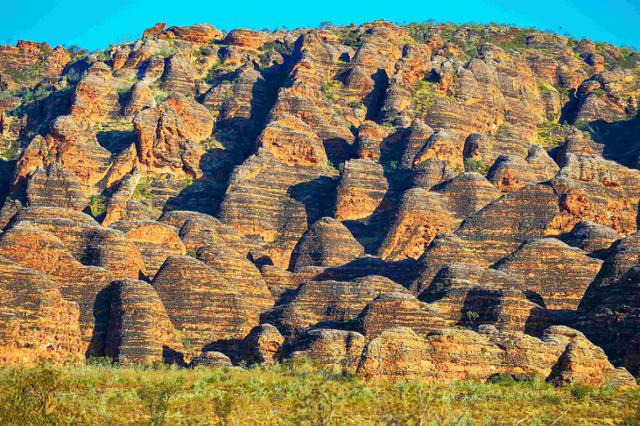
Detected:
left=456, top=184, right=561, bottom=263
left=105, top=279, right=183, bottom=364
left=134, top=93, right=214, bottom=178
left=196, top=243, right=273, bottom=312
left=191, top=351, right=233, bottom=367
left=421, top=262, right=552, bottom=335
left=110, top=220, right=186, bottom=278
left=289, top=217, right=364, bottom=271
left=25, top=163, right=88, bottom=210
left=69, top=62, right=120, bottom=124
left=434, top=172, right=501, bottom=218
left=353, top=326, right=635, bottom=386
left=560, top=221, right=620, bottom=254
left=291, top=329, right=365, bottom=373
left=1, top=21, right=639, bottom=383
left=493, top=238, right=603, bottom=311
left=264, top=275, right=408, bottom=336
left=356, top=292, right=446, bottom=337
left=0, top=223, right=113, bottom=355
left=378, top=188, right=459, bottom=261
left=152, top=255, right=259, bottom=356
left=241, top=324, right=284, bottom=365
left=334, top=159, right=389, bottom=221
left=0, top=256, right=83, bottom=365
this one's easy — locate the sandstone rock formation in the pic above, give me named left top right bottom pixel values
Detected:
left=105, top=279, right=183, bottom=364
left=0, top=20, right=638, bottom=386
left=289, top=217, right=364, bottom=271
left=152, top=255, right=259, bottom=356
left=0, top=256, right=83, bottom=365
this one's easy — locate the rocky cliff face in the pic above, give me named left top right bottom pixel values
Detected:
left=0, top=20, right=638, bottom=386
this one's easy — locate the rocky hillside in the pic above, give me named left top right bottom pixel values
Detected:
left=0, top=20, right=639, bottom=386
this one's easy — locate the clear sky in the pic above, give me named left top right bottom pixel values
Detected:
left=2, top=0, right=639, bottom=51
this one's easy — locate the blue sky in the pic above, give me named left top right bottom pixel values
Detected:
left=2, top=0, right=639, bottom=51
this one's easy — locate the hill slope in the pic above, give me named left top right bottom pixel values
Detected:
left=0, top=21, right=639, bottom=385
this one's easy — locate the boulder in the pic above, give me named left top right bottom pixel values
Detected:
left=240, top=324, right=284, bottom=365
left=291, top=329, right=365, bottom=374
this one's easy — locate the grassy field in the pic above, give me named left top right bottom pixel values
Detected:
left=0, top=361, right=638, bottom=425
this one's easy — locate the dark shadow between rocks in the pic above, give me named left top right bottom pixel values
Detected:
left=96, top=130, right=136, bottom=155
left=312, top=256, right=418, bottom=287
left=289, top=176, right=337, bottom=227
left=86, top=283, right=114, bottom=359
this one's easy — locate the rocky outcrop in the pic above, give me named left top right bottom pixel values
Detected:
left=411, top=233, right=491, bottom=295
left=575, top=267, right=640, bottom=376
left=421, top=262, right=551, bottom=334
left=110, top=220, right=186, bottom=278
left=356, top=292, right=446, bottom=337
left=160, top=210, right=250, bottom=253
left=551, top=154, right=640, bottom=235
left=264, top=275, right=408, bottom=336
left=354, top=326, right=635, bottom=386
left=7, top=207, right=146, bottom=280
left=0, top=256, right=83, bottom=365
left=378, top=188, right=459, bottom=261
left=25, top=163, right=88, bottom=210
left=494, top=238, right=603, bottom=311
left=152, top=255, right=259, bottom=356
left=15, top=115, right=112, bottom=188
left=124, top=81, right=156, bottom=118
left=1, top=21, right=640, bottom=383
left=456, top=184, right=561, bottom=263
left=219, top=149, right=335, bottom=268
left=0, top=223, right=114, bottom=355
left=191, top=351, right=233, bottom=367
left=334, top=159, right=389, bottom=221
left=560, top=221, right=620, bottom=254
left=69, top=62, right=120, bottom=124
left=291, top=329, right=365, bottom=373
left=134, top=94, right=214, bottom=177
left=105, top=279, right=183, bottom=364
left=289, top=217, right=364, bottom=271
left=434, top=172, right=501, bottom=218
left=241, top=324, right=284, bottom=365
left=196, top=243, right=273, bottom=312
left=164, top=24, right=223, bottom=44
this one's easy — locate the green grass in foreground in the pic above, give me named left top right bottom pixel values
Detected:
left=0, top=362, right=638, bottom=425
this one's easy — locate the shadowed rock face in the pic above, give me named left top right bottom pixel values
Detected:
left=420, top=262, right=552, bottom=335
left=152, top=255, right=260, bottom=357
left=560, top=221, right=620, bottom=254
left=105, top=279, right=183, bottom=364
left=493, top=238, right=603, bottom=311
left=0, top=20, right=639, bottom=385
left=289, top=217, right=364, bottom=271
left=264, top=275, right=409, bottom=336
left=575, top=267, right=640, bottom=376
